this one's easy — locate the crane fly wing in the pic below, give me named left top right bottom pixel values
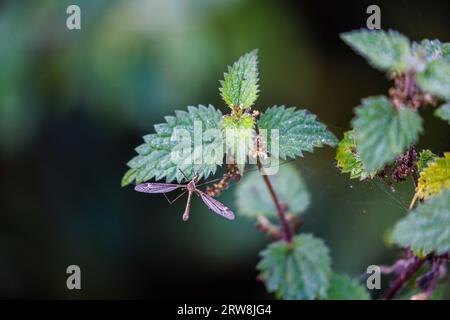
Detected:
left=134, top=183, right=182, bottom=194
left=197, top=191, right=235, bottom=220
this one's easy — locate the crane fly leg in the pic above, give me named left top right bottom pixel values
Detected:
left=182, top=191, right=193, bottom=221
left=163, top=189, right=187, bottom=204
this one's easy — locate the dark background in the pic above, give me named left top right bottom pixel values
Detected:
left=0, top=0, right=449, bottom=299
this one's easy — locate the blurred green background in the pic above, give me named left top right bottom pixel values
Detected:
left=0, top=0, right=449, bottom=299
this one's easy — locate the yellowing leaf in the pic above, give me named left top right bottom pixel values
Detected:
left=416, top=153, right=450, bottom=200
left=335, top=130, right=376, bottom=180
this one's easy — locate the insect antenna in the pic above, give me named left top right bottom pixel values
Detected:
left=195, top=159, right=296, bottom=188
left=178, top=168, right=190, bottom=181
left=196, top=177, right=223, bottom=188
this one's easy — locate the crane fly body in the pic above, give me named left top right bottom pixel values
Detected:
left=134, top=175, right=235, bottom=221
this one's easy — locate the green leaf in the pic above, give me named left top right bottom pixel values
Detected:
left=222, top=113, right=256, bottom=176
left=434, top=103, right=450, bottom=124
left=235, top=163, right=310, bottom=218
left=413, top=39, right=450, bottom=64
left=340, top=29, right=411, bottom=72
left=392, top=189, right=450, bottom=255
left=223, top=114, right=255, bottom=131
left=416, top=153, right=450, bottom=200
left=257, top=234, right=331, bottom=300
left=324, top=274, right=370, bottom=300
left=121, top=168, right=137, bottom=187
left=336, top=130, right=376, bottom=180
left=220, top=50, right=259, bottom=109
left=417, top=149, right=437, bottom=172
left=417, top=59, right=450, bottom=100
left=122, top=105, right=224, bottom=185
left=352, top=96, right=423, bottom=172
left=258, top=106, right=338, bottom=160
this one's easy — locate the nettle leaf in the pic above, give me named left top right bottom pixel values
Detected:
left=257, top=234, right=331, bottom=300
left=258, top=106, right=338, bottom=160
left=416, top=153, right=450, bottom=200
left=324, top=274, right=370, bottom=300
left=220, top=50, right=259, bottom=109
left=417, top=59, right=450, bottom=100
left=392, top=189, right=450, bottom=255
left=341, top=29, right=411, bottom=72
left=434, top=103, right=450, bottom=124
left=222, top=114, right=256, bottom=175
left=352, top=96, right=423, bottom=172
left=336, top=130, right=376, bottom=180
left=121, top=168, right=138, bottom=187
left=417, top=149, right=437, bottom=172
left=413, top=39, right=450, bottom=63
left=122, top=105, right=223, bottom=185
left=235, top=163, right=310, bottom=218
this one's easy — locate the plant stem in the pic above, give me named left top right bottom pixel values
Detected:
left=382, top=257, right=426, bottom=300
left=257, top=160, right=293, bottom=243
left=439, top=253, right=449, bottom=260
left=256, top=215, right=282, bottom=240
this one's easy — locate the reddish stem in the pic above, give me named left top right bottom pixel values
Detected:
left=382, top=257, right=426, bottom=300
left=257, top=161, right=293, bottom=243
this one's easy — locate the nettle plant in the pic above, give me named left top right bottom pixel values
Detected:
left=338, top=29, right=450, bottom=299
left=122, top=50, right=371, bottom=300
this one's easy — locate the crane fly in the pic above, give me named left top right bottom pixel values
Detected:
left=134, top=174, right=235, bottom=221
left=134, top=160, right=295, bottom=221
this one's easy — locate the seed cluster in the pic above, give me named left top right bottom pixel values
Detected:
left=391, top=148, right=419, bottom=182
left=389, top=72, right=437, bottom=110
left=377, top=148, right=419, bottom=190
left=379, top=71, right=440, bottom=191
left=206, top=164, right=241, bottom=197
